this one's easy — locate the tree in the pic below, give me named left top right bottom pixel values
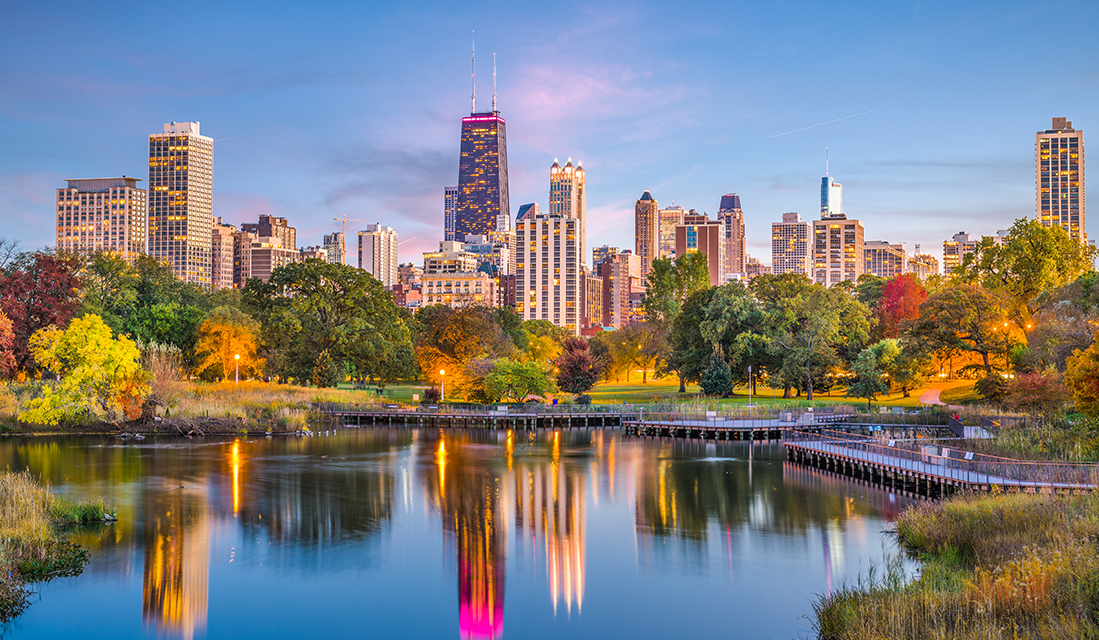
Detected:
left=846, top=340, right=900, bottom=409
left=605, top=322, right=663, bottom=383
left=554, top=337, right=602, bottom=398
left=1024, top=272, right=1099, bottom=371
left=909, top=284, right=1012, bottom=376
left=662, top=288, right=716, bottom=392
left=876, top=274, right=927, bottom=339
left=124, top=302, right=205, bottom=358
left=0, top=251, right=82, bottom=372
left=955, top=218, right=1096, bottom=332
left=1002, top=369, right=1071, bottom=419
left=1066, top=340, right=1099, bottom=418
left=700, top=281, right=767, bottom=389
left=0, top=310, right=15, bottom=379
left=522, top=320, right=569, bottom=366
left=20, top=315, right=146, bottom=424
left=245, top=260, right=413, bottom=386
left=413, top=304, right=515, bottom=396
left=854, top=274, right=886, bottom=310
left=76, top=251, right=139, bottom=332
left=194, top=306, right=263, bottom=381
left=642, top=253, right=711, bottom=324
left=484, top=359, right=555, bottom=402
left=700, top=350, right=732, bottom=397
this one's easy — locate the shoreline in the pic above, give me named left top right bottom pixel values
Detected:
left=0, top=416, right=317, bottom=437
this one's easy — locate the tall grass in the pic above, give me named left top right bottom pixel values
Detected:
left=815, top=492, right=1099, bottom=639
left=0, top=470, right=108, bottom=621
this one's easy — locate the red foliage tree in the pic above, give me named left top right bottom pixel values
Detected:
left=0, top=252, right=82, bottom=372
left=876, top=273, right=927, bottom=338
left=0, top=310, right=15, bottom=378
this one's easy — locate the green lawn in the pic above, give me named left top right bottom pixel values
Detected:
left=334, top=382, right=427, bottom=403
left=939, top=380, right=980, bottom=405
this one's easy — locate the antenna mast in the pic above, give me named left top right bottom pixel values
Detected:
left=492, top=53, right=497, bottom=112
left=826, top=147, right=829, bottom=178
left=471, top=31, right=476, bottom=113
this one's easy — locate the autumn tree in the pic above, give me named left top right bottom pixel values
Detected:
left=0, top=310, right=15, bottom=379
left=1002, top=369, right=1071, bottom=419
left=554, top=337, right=602, bottom=400
left=909, top=284, right=1012, bottom=376
left=194, top=306, right=263, bottom=381
left=876, top=273, right=927, bottom=338
left=413, top=304, right=515, bottom=397
left=1066, top=340, right=1099, bottom=418
left=0, top=251, right=82, bottom=372
left=21, top=315, right=146, bottom=424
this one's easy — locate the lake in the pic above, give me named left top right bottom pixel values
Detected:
left=0, top=428, right=915, bottom=639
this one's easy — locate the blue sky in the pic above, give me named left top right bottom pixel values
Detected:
left=2, top=0, right=1096, bottom=266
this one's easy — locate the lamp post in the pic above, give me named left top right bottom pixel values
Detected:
left=439, top=369, right=445, bottom=403
left=235, top=353, right=240, bottom=384
left=747, top=365, right=754, bottom=408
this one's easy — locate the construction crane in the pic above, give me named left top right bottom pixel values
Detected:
left=333, top=215, right=369, bottom=239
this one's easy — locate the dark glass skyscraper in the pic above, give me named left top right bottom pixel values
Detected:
left=456, top=111, right=510, bottom=237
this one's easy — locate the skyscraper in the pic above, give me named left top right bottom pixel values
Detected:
left=323, top=232, right=345, bottom=265
left=1037, top=117, right=1085, bottom=242
left=942, top=231, right=978, bottom=273
left=148, top=121, right=214, bottom=285
left=455, top=67, right=509, bottom=238
left=549, top=159, right=586, bottom=265
left=658, top=205, right=684, bottom=258
left=444, top=186, right=459, bottom=242
left=675, top=212, right=725, bottom=286
left=718, top=194, right=746, bottom=278
left=634, top=191, right=658, bottom=276
left=515, top=212, right=581, bottom=335
left=55, top=177, right=147, bottom=262
left=771, top=212, right=811, bottom=276
left=812, top=217, right=864, bottom=286
left=359, top=223, right=399, bottom=287
left=211, top=218, right=237, bottom=290
left=863, top=241, right=906, bottom=279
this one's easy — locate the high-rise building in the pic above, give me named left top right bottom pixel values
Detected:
left=863, top=241, right=907, bottom=279
left=771, top=212, right=811, bottom=276
left=812, top=217, right=864, bottom=286
left=462, top=234, right=513, bottom=275
left=444, top=186, right=459, bottom=242
left=549, top=159, right=586, bottom=265
left=675, top=212, right=725, bottom=286
left=718, top=194, right=746, bottom=278
left=231, top=230, right=255, bottom=287
left=942, top=231, right=978, bottom=274
left=241, top=215, right=295, bottom=250
left=358, top=223, right=398, bottom=287
left=634, top=191, right=659, bottom=277
left=248, top=240, right=300, bottom=283
left=515, top=212, right=581, bottom=335
left=516, top=202, right=540, bottom=221
left=1037, top=117, right=1085, bottom=242
left=658, top=206, right=684, bottom=258
left=581, top=267, right=603, bottom=332
left=423, top=241, right=481, bottom=274
left=211, top=218, right=236, bottom=290
left=595, top=249, right=640, bottom=329
left=821, top=176, right=843, bottom=218
left=456, top=107, right=509, bottom=237
left=55, top=177, right=147, bottom=261
left=323, top=232, right=345, bottom=265
left=148, top=121, right=214, bottom=285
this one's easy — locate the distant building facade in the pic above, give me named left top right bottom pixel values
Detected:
left=422, top=272, right=496, bottom=308
left=634, top=191, right=659, bottom=277
left=1037, top=117, right=1085, bottom=242
left=718, top=194, right=746, bottom=279
left=444, top=185, right=459, bottom=242
left=456, top=111, right=509, bottom=237
left=148, top=121, right=214, bottom=285
left=211, top=218, right=236, bottom=290
left=675, top=212, right=725, bottom=286
left=55, top=177, right=147, bottom=261
left=863, top=241, right=906, bottom=279
left=323, top=232, right=345, bottom=265
left=515, top=212, right=581, bottom=335
left=812, top=217, right=864, bottom=286
left=658, top=206, right=684, bottom=259
left=771, top=212, right=811, bottom=276
left=942, top=232, right=978, bottom=273
left=358, top=223, right=398, bottom=287
left=241, top=215, right=295, bottom=250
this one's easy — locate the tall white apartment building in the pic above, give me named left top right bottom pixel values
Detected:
left=515, top=212, right=581, bottom=336
left=658, top=205, right=684, bottom=258
left=771, top=212, right=811, bottom=276
left=358, top=223, right=398, bottom=287
left=55, top=177, right=147, bottom=261
left=323, top=232, right=345, bottom=265
left=148, top=121, right=214, bottom=285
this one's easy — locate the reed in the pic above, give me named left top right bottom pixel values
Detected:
left=816, top=492, right=1099, bottom=639
left=0, top=470, right=108, bottom=622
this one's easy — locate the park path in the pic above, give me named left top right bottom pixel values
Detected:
left=919, top=385, right=947, bottom=406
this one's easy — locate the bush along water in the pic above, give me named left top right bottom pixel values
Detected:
left=0, top=470, right=114, bottom=621
left=815, top=492, right=1099, bottom=639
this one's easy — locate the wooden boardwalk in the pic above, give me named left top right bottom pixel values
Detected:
left=785, top=429, right=1098, bottom=497
left=322, top=407, right=635, bottom=430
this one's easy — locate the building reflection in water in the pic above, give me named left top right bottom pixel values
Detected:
left=142, top=480, right=209, bottom=640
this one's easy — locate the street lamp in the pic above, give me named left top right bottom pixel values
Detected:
left=439, top=369, right=445, bottom=403
left=747, top=365, right=755, bottom=408
left=234, top=353, right=240, bottom=384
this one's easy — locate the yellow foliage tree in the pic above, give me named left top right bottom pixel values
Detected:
left=1066, top=338, right=1099, bottom=417
left=194, top=306, right=263, bottom=381
left=20, top=314, right=146, bottom=424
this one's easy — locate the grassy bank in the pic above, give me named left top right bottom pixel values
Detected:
left=816, top=492, right=1099, bottom=639
left=0, top=470, right=113, bottom=621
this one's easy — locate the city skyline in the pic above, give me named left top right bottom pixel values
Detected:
left=3, top=1, right=1097, bottom=267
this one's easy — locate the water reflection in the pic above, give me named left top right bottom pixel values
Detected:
left=0, top=429, right=916, bottom=640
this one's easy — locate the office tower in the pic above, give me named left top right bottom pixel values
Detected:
left=444, top=186, right=459, bottom=242
left=812, top=217, right=864, bottom=286
left=821, top=175, right=843, bottom=218
left=942, top=232, right=978, bottom=273
left=595, top=249, right=640, bottom=329
left=515, top=212, right=581, bottom=335
left=358, top=224, right=398, bottom=287
left=674, top=212, right=725, bottom=286
left=148, top=121, right=213, bottom=285
left=718, top=194, right=746, bottom=278
left=581, top=267, right=603, bottom=332
left=658, top=205, right=684, bottom=258
left=1037, top=117, right=1085, bottom=242
left=634, top=191, right=659, bottom=277
left=549, top=159, right=586, bottom=265
left=771, top=212, right=811, bottom=276
left=323, top=232, right=345, bottom=265
left=745, top=256, right=771, bottom=279
left=55, top=177, right=147, bottom=261
left=863, top=241, right=907, bottom=279
left=456, top=94, right=509, bottom=237
left=241, top=215, right=295, bottom=250
left=210, top=218, right=236, bottom=290
left=516, top=202, right=539, bottom=221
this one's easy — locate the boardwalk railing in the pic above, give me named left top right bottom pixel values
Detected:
left=785, top=428, right=1099, bottom=490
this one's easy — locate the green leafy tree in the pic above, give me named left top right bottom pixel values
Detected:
left=21, top=315, right=146, bottom=424
left=700, top=350, right=732, bottom=397
left=662, top=288, right=716, bottom=392
left=846, top=340, right=900, bottom=409
left=484, top=359, right=555, bottom=402
left=642, top=253, right=711, bottom=324
left=909, top=284, right=1012, bottom=376
left=700, top=281, right=768, bottom=389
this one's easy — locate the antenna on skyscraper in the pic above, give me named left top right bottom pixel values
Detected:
left=471, top=31, right=476, bottom=113
left=825, top=147, right=829, bottom=178
left=492, top=53, right=497, bottom=112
